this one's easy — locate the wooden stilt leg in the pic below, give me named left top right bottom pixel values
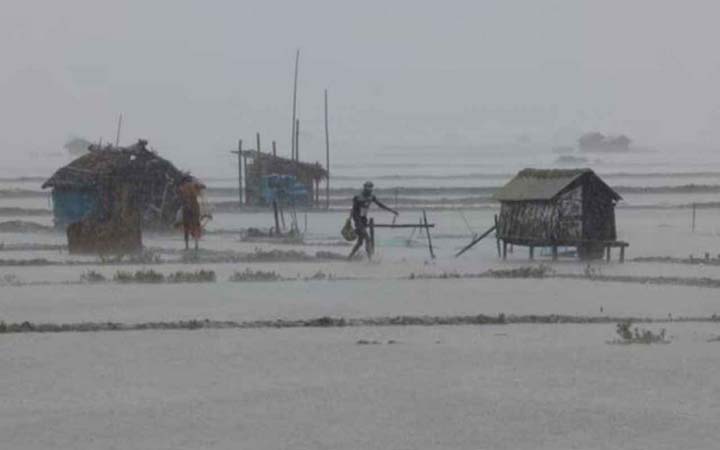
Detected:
left=606, top=246, right=611, bottom=262
left=620, top=246, right=625, bottom=263
left=529, top=246, right=534, bottom=260
left=552, top=246, right=558, bottom=261
left=502, top=241, right=508, bottom=260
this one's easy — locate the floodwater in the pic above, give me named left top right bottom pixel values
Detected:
left=2, top=145, right=720, bottom=449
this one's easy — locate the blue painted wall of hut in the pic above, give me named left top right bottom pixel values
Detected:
left=51, top=189, right=98, bottom=227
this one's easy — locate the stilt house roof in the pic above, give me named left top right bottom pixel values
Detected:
left=493, top=168, right=621, bottom=202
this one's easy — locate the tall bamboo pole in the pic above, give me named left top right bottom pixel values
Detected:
left=115, top=114, right=123, bottom=147
left=324, top=89, right=330, bottom=209
left=290, top=49, right=300, bottom=160
left=295, top=118, right=300, bottom=161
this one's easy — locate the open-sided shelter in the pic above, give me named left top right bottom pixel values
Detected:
left=242, top=151, right=328, bottom=207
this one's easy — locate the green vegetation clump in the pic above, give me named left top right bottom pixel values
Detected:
left=167, top=270, right=216, bottom=283
left=486, top=265, right=551, bottom=279
left=229, top=269, right=283, bottom=282
left=80, top=270, right=106, bottom=283
left=305, top=271, right=331, bottom=281
left=0, top=273, right=22, bottom=286
left=611, top=320, right=668, bottom=344
left=246, top=248, right=313, bottom=262
left=113, top=270, right=165, bottom=283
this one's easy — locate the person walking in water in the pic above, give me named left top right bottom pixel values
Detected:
left=177, top=175, right=208, bottom=251
left=348, top=181, right=399, bottom=260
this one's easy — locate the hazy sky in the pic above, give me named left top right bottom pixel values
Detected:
left=2, top=0, right=720, bottom=175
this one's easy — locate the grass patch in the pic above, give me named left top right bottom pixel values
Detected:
left=113, top=269, right=165, bottom=283
left=609, top=320, right=669, bottom=345
left=167, top=270, right=216, bottom=283
left=486, top=266, right=552, bottom=279
left=80, top=270, right=106, bottom=283
left=229, top=269, right=283, bottom=282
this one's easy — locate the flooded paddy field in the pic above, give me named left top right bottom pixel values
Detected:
left=3, top=155, right=720, bottom=449
left=2, top=323, right=720, bottom=449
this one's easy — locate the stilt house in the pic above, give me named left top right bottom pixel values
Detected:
left=242, top=151, right=328, bottom=207
left=493, top=168, right=626, bottom=260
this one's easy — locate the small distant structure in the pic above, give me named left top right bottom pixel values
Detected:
left=578, top=132, right=631, bottom=152
left=42, top=139, right=190, bottom=253
left=493, top=168, right=627, bottom=261
left=242, top=150, right=328, bottom=207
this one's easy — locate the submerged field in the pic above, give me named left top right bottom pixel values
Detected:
left=3, top=324, right=720, bottom=450
left=3, top=154, right=720, bottom=448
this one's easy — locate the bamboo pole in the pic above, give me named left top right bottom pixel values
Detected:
left=423, top=210, right=435, bottom=259
left=494, top=214, right=501, bottom=257
left=115, top=114, right=123, bottom=147
left=273, top=200, right=281, bottom=235
left=272, top=141, right=277, bottom=157
left=324, top=89, right=330, bottom=209
left=454, top=224, right=497, bottom=257
left=290, top=49, right=300, bottom=160
left=295, top=119, right=300, bottom=161
left=256, top=132, right=261, bottom=154
left=231, top=140, right=243, bottom=206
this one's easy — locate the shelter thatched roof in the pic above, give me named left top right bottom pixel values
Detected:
left=493, top=168, right=621, bottom=202
left=42, top=140, right=184, bottom=190
left=245, top=151, right=328, bottom=180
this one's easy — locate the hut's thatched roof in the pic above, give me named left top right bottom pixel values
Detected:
left=42, top=140, right=184, bottom=190
left=493, top=168, right=621, bottom=202
left=245, top=151, right=328, bottom=180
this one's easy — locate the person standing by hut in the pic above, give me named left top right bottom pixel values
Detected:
left=177, top=176, right=208, bottom=251
left=348, top=181, right=398, bottom=260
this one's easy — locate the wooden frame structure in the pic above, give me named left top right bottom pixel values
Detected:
left=368, top=211, right=436, bottom=259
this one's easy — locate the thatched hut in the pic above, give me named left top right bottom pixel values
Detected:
left=43, top=140, right=186, bottom=229
left=493, top=168, right=626, bottom=260
left=243, top=151, right=328, bottom=207
left=42, top=140, right=189, bottom=254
